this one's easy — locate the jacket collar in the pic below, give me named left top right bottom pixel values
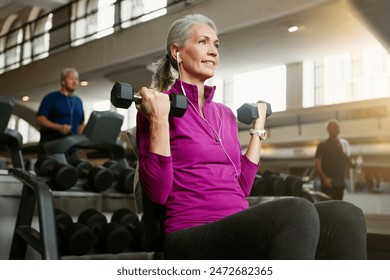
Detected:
left=169, top=79, right=216, bottom=105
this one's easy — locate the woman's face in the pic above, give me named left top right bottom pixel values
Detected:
left=178, top=23, right=219, bottom=84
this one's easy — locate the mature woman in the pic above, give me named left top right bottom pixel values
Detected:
left=136, top=14, right=366, bottom=259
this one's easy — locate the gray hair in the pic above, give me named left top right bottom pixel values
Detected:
left=151, top=14, right=217, bottom=91
left=60, top=68, right=79, bottom=81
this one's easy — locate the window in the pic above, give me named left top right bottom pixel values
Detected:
left=8, top=116, right=40, bottom=144
left=233, top=66, right=286, bottom=114
left=71, top=0, right=115, bottom=46
left=32, top=13, right=52, bottom=60
left=140, top=0, right=167, bottom=22
left=303, top=60, right=315, bottom=108
left=120, top=0, right=144, bottom=28
left=120, top=0, right=167, bottom=29
left=0, top=40, right=4, bottom=74
left=5, top=20, right=23, bottom=71
left=358, top=47, right=390, bottom=100
left=95, top=0, right=115, bottom=38
left=71, top=0, right=88, bottom=46
left=311, top=47, right=390, bottom=106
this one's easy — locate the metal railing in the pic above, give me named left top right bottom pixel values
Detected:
left=0, top=0, right=186, bottom=74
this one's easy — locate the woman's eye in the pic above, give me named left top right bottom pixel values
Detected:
left=199, top=40, right=206, bottom=44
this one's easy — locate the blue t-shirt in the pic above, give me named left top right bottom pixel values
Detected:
left=37, top=91, right=84, bottom=143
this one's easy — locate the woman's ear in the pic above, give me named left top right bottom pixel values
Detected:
left=171, top=46, right=181, bottom=63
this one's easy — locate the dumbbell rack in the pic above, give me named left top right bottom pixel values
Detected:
left=8, top=168, right=59, bottom=259
left=7, top=167, right=154, bottom=260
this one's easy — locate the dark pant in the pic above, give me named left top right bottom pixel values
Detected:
left=321, top=184, right=345, bottom=200
left=164, top=197, right=367, bottom=260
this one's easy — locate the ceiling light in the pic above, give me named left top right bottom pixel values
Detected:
left=80, top=80, right=88, bottom=86
left=288, top=25, right=299, bottom=33
left=279, top=21, right=305, bottom=33
left=21, top=96, right=29, bottom=102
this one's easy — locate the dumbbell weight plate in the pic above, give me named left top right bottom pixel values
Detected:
left=111, top=208, right=140, bottom=230
left=55, top=208, right=73, bottom=236
left=86, top=166, right=114, bottom=192
left=55, top=208, right=74, bottom=254
left=103, top=160, right=134, bottom=193
left=263, top=174, right=286, bottom=196
left=78, top=208, right=108, bottom=235
left=55, top=208, right=94, bottom=256
left=111, top=208, right=144, bottom=251
left=102, top=160, right=123, bottom=176
left=284, top=176, right=303, bottom=196
left=50, top=163, right=78, bottom=191
left=102, top=160, right=122, bottom=190
left=78, top=208, right=130, bottom=254
left=237, top=101, right=272, bottom=125
left=34, top=157, right=57, bottom=176
left=62, top=223, right=95, bottom=256
left=116, top=168, right=135, bottom=193
left=72, top=159, right=93, bottom=177
left=249, top=175, right=267, bottom=196
left=97, top=222, right=131, bottom=254
left=169, top=93, right=187, bottom=118
left=110, top=82, right=134, bottom=109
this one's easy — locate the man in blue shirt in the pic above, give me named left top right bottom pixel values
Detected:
left=36, top=68, right=85, bottom=157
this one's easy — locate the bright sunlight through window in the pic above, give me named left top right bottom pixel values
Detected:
left=233, top=66, right=286, bottom=113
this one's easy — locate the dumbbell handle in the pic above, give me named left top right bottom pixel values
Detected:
left=131, top=92, right=181, bottom=112
left=133, top=95, right=142, bottom=104
left=254, top=101, right=271, bottom=118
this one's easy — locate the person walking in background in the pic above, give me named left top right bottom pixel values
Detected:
left=315, top=119, right=355, bottom=200
left=36, top=68, right=85, bottom=158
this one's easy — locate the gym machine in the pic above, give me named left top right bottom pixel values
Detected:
left=0, top=96, right=25, bottom=169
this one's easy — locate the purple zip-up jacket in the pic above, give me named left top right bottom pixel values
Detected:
left=136, top=80, right=259, bottom=233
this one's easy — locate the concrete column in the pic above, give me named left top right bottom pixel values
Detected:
left=286, top=62, right=303, bottom=110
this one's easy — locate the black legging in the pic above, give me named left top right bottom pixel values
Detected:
left=164, top=197, right=367, bottom=260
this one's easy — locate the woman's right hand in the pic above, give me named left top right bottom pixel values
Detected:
left=138, top=87, right=170, bottom=123
left=252, top=102, right=267, bottom=130
left=138, top=87, right=171, bottom=156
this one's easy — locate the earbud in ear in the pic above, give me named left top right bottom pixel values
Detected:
left=176, top=52, right=181, bottom=63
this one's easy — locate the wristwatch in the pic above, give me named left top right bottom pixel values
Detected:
left=249, top=129, right=267, bottom=141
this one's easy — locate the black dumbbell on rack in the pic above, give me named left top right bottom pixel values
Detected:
left=110, top=82, right=187, bottom=117
left=34, top=156, right=78, bottom=191
left=249, top=174, right=267, bottom=196
left=284, top=175, right=303, bottom=197
left=54, top=208, right=95, bottom=256
left=262, top=170, right=286, bottom=196
left=70, top=159, right=114, bottom=192
left=111, top=208, right=144, bottom=251
left=102, top=160, right=135, bottom=193
left=78, top=208, right=131, bottom=254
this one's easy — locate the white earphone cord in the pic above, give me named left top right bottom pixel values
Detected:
left=177, top=56, right=238, bottom=178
